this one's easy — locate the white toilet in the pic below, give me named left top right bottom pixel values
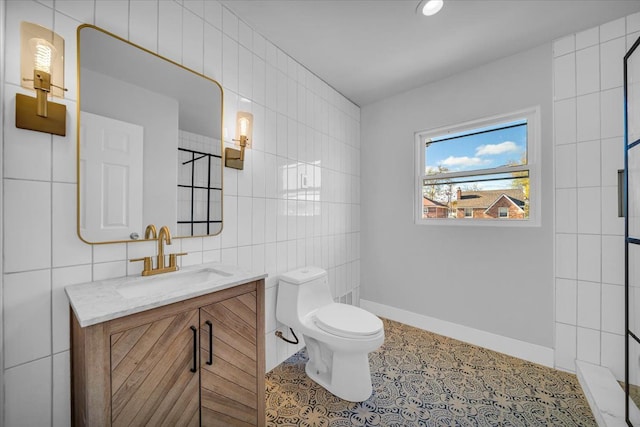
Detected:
left=276, top=266, right=385, bottom=402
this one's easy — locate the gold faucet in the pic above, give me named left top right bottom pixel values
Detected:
left=130, top=224, right=187, bottom=276
left=145, top=224, right=157, bottom=240
left=157, top=225, right=171, bottom=270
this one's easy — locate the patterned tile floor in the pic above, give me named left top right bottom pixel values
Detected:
left=265, top=318, right=596, bottom=426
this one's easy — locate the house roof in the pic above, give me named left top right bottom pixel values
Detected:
left=484, top=194, right=526, bottom=213
left=456, top=189, right=526, bottom=209
left=423, top=196, right=448, bottom=208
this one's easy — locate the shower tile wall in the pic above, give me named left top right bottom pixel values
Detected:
left=553, top=13, right=640, bottom=379
left=1, top=1, right=361, bottom=425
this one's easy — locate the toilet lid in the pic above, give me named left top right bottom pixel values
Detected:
left=314, top=304, right=383, bottom=338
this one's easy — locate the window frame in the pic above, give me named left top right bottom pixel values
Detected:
left=414, top=107, right=541, bottom=227
left=498, top=207, right=509, bottom=218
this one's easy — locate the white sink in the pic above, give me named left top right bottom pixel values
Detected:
left=116, top=267, right=232, bottom=299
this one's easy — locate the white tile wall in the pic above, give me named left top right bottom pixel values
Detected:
left=577, top=234, right=601, bottom=282
left=554, top=98, right=577, bottom=146
left=555, top=233, right=577, bottom=279
left=576, top=140, right=600, bottom=188
left=576, top=93, right=600, bottom=142
left=555, top=143, right=577, bottom=188
left=576, top=27, right=599, bottom=50
left=553, top=12, right=640, bottom=377
left=553, top=53, right=576, bottom=100
left=4, top=179, right=51, bottom=272
left=576, top=45, right=599, bottom=96
left=553, top=35, right=575, bottom=57
left=602, top=283, right=625, bottom=334
left=602, top=235, right=625, bottom=285
left=602, top=331, right=625, bottom=379
left=601, top=17, right=626, bottom=42
left=577, top=187, right=601, bottom=234
left=577, top=326, right=601, bottom=364
left=53, top=351, right=71, bottom=427
left=555, top=278, right=577, bottom=325
left=555, top=322, right=577, bottom=371
left=4, top=357, right=52, bottom=426
left=555, top=189, right=577, bottom=233
left=601, top=37, right=626, bottom=90
left=602, top=137, right=624, bottom=186
left=577, top=281, right=601, bottom=329
left=2, top=0, right=361, bottom=422
left=51, top=265, right=92, bottom=354
left=4, top=270, right=51, bottom=368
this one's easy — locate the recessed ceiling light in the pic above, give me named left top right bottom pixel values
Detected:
left=417, top=0, right=444, bottom=16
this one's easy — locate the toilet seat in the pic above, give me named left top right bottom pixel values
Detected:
left=314, top=304, right=383, bottom=338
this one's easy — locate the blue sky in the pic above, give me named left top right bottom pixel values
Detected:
left=425, top=120, right=527, bottom=174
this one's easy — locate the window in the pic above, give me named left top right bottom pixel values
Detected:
left=415, top=108, right=540, bottom=226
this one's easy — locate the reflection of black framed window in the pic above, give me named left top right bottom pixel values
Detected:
left=177, top=147, right=222, bottom=236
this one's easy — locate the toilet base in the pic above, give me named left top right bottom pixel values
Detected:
left=304, top=340, right=374, bottom=402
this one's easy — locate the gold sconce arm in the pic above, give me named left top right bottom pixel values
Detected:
left=32, top=69, right=51, bottom=117
left=225, top=135, right=247, bottom=169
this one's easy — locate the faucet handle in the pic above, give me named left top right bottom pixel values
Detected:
left=168, top=252, right=188, bottom=268
left=130, top=256, right=153, bottom=275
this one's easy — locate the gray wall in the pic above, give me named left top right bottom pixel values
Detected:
left=361, top=43, right=554, bottom=348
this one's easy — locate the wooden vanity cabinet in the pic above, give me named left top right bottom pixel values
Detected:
left=71, top=280, right=265, bottom=427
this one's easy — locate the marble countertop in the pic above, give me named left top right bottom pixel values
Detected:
left=65, top=262, right=267, bottom=328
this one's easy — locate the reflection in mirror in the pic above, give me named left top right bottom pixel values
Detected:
left=77, top=25, right=223, bottom=243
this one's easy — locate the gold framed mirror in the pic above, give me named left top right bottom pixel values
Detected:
left=76, top=25, right=223, bottom=244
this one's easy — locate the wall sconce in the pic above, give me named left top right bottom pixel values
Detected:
left=225, top=111, right=253, bottom=170
left=16, top=22, right=67, bottom=136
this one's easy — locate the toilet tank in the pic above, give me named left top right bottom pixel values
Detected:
left=277, top=267, right=334, bottom=327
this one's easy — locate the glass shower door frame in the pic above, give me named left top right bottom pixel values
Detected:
left=625, top=33, right=640, bottom=427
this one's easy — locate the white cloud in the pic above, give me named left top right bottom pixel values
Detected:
left=475, top=141, right=519, bottom=156
left=441, top=156, right=487, bottom=168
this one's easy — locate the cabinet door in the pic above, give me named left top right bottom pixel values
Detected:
left=110, top=308, right=200, bottom=426
left=200, top=292, right=258, bottom=426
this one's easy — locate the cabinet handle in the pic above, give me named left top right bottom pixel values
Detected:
left=206, top=320, right=213, bottom=365
left=190, top=326, right=197, bottom=373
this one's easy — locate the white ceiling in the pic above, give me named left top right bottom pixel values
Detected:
left=221, top=0, right=640, bottom=107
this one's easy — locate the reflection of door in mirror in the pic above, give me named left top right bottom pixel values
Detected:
left=80, top=66, right=179, bottom=241
left=80, top=113, right=143, bottom=242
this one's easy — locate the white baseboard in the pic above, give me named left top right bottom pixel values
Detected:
left=360, top=299, right=554, bottom=368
